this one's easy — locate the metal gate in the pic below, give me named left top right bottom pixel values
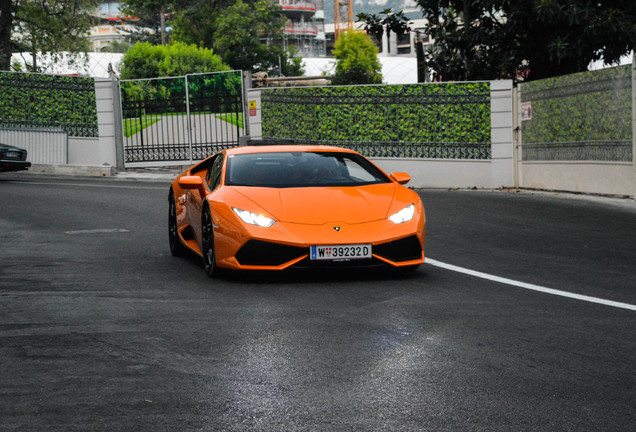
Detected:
left=119, top=70, right=245, bottom=167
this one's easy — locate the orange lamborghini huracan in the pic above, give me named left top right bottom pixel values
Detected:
left=168, top=145, right=425, bottom=276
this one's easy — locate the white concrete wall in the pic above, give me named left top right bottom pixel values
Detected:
left=371, top=158, right=492, bottom=188
left=53, top=79, right=118, bottom=167
left=520, top=162, right=634, bottom=197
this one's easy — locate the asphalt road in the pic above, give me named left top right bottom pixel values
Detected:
left=1, top=173, right=635, bottom=431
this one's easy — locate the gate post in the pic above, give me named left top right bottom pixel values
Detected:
left=242, top=70, right=252, bottom=138
left=112, top=77, right=125, bottom=171
left=185, top=74, right=193, bottom=165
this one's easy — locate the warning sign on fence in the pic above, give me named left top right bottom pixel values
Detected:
left=249, top=100, right=257, bottom=116
left=521, top=102, right=532, bottom=121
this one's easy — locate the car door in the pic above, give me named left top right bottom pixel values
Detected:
left=189, top=153, right=224, bottom=250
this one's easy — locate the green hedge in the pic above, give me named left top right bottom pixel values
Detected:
left=261, top=82, right=491, bottom=159
left=521, top=65, right=632, bottom=161
left=0, top=71, right=98, bottom=137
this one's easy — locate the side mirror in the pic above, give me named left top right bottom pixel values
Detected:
left=390, top=172, right=411, bottom=185
left=178, top=175, right=205, bottom=193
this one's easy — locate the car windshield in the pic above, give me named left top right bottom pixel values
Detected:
left=225, top=151, right=391, bottom=188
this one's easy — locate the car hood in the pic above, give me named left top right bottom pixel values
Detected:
left=231, top=183, right=398, bottom=224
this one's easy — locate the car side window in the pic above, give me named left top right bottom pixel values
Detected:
left=207, top=154, right=224, bottom=190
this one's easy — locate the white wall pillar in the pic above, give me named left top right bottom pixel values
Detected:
left=247, top=89, right=263, bottom=140
left=388, top=30, right=398, bottom=56
left=95, top=78, right=117, bottom=167
left=380, top=28, right=389, bottom=56
left=490, top=80, right=514, bottom=188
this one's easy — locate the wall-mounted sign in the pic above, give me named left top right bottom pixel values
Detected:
left=521, top=102, right=532, bottom=121
left=249, top=100, right=257, bottom=116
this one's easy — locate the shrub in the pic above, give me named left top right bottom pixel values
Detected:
left=120, top=42, right=229, bottom=80
left=331, top=30, right=382, bottom=85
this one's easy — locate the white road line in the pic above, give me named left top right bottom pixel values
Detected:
left=426, top=258, right=636, bottom=312
left=64, top=229, right=130, bottom=235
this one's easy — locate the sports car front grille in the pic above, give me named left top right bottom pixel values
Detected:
left=236, top=236, right=422, bottom=268
left=374, top=236, right=422, bottom=263
left=236, top=240, right=306, bottom=266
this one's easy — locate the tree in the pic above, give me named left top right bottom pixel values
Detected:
left=212, top=0, right=303, bottom=76
left=0, top=0, right=98, bottom=71
left=119, top=41, right=229, bottom=79
left=356, top=12, right=384, bottom=51
left=170, top=0, right=235, bottom=48
left=357, top=9, right=411, bottom=54
left=380, top=9, right=411, bottom=54
left=122, top=0, right=303, bottom=76
left=331, top=30, right=382, bottom=85
left=118, top=0, right=172, bottom=46
left=415, top=0, right=636, bottom=82
left=0, top=0, right=13, bottom=69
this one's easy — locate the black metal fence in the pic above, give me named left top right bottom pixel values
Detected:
left=260, top=82, right=492, bottom=159
left=120, top=71, right=244, bottom=165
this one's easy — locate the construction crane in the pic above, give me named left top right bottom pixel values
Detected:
left=334, top=0, right=354, bottom=41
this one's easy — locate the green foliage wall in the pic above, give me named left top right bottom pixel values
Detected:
left=261, top=82, right=491, bottom=159
left=0, top=72, right=98, bottom=137
left=521, top=65, right=632, bottom=161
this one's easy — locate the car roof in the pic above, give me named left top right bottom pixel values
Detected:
left=0, top=143, right=24, bottom=151
left=225, top=145, right=357, bottom=156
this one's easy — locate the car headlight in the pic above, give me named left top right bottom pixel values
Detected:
left=232, top=207, right=276, bottom=227
left=388, top=204, right=415, bottom=224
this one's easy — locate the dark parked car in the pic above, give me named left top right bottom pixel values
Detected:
left=0, top=143, right=31, bottom=172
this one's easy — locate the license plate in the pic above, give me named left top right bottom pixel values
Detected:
left=310, top=244, right=372, bottom=261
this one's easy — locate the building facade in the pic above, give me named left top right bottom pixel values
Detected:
left=279, top=0, right=326, bottom=57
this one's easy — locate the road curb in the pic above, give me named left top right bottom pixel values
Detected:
left=29, top=164, right=117, bottom=177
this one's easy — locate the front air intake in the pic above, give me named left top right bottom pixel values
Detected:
left=374, top=236, right=422, bottom=262
left=236, top=240, right=306, bottom=266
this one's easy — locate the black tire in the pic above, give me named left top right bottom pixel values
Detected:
left=201, top=205, right=217, bottom=278
left=168, top=189, right=186, bottom=257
